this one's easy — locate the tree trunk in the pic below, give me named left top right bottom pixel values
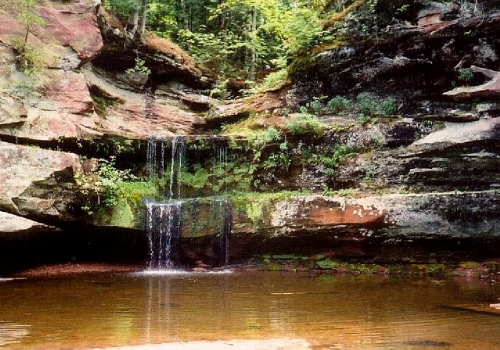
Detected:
left=180, top=0, right=189, bottom=29
left=139, top=0, right=148, bottom=35
left=249, top=7, right=257, bottom=81
left=130, top=0, right=140, bottom=37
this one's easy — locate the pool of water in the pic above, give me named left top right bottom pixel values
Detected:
left=1, top=271, right=499, bottom=349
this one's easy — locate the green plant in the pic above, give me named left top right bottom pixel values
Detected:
left=357, top=93, right=377, bottom=116
left=181, top=165, right=211, bottom=189
left=265, top=127, right=282, bottom=142
left=210, top=78, right=230, bottom=100
left=286, top=111, right=327, bottom=136
left=327, top=95, right=350, bottom=113
left=458, top=68, right=474, bottom=82
left=396, top=4, right=410, bottom=14
left=126, top=57, right=152, bottom=76
left=17, top=0, right=45, bottom=47
left=11, top=40, right=42, bottom=75
left=358, top=113, right=372, bottom=125
left=365, top=166, right=376, bottom=178
left=249, top=68, right=288, bottom=94
left=103, top=0, right=137, bottom=19
left=311, top=145, right=357, bottom=169
left=381, top=97, right=398, bottom=115
left=316, top=259, right=340, bottom=269
left=13, top=0, right=45, bottom=75
left=75, top=157, right=136, bottom=214
left=263, top=141, right=291, bottom=171
left=306, top=96, right=327, bottom=114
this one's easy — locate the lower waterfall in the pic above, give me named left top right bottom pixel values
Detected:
left=144, top=136, right=232, bottom=269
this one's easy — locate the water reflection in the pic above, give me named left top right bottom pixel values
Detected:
left=0, top=322, right=29, bottom=347
left=0, top=273, right=499, bottom=349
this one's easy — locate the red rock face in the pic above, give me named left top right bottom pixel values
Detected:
left=38, top=4, right=103, bottom=62
left=417, top=12, right=456, bottom=34
left=0, top=17, right=24, bottom=40
left=307, top=205, right=385, bottom=226
left=44, top=71, right=94, bottom=114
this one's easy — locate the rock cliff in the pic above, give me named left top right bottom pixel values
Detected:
left=0, top=0, right=499, bottom=270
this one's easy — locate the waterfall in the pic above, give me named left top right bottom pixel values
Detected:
left=168, top=136, right=186, bottom=199
left=146, top=136, right=157, bottom=178
left=220, top=199, right=232, bottom=266
left=212, top=139, right=228, bottom=193
left=145, top=200, right=183, bottom=269
left=146, top=136, right=167, bottom=178
left=145, top=135, right=231, bottom=270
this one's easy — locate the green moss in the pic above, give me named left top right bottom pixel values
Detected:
left=316, top=258, right=381, bottom=273
left=267, top=254, right=309, bottom=261
left=459, top=261, right=481, bottom=269
left=90, top=90, right=120, bottom=117
left=108, top=198, right=135, bottom=227
left=181, top=166, right=211, bottom=190
left=316, top=259, right=340, bottom=269
left=230, top=190, right=310, bottom=228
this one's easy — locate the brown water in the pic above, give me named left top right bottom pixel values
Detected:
left=1, top=271, right=500, bottom=350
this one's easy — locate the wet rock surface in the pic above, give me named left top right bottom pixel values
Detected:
left=0, top=141, right=80, bottom=222
left=1, top=0, right=500, bottom=270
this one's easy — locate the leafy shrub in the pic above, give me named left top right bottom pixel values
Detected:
left=286, top=112, right=327, bottom=136
left=11, top=40, right=42, bottom=75
left=458, top=68, right=474, bottom=82
left=357, top=93, right=377, bottom=116
left=357, top=94, right=399, bottom=120
left=75, top=158, right=136, bottom=214
left=381, top=97, right=398, bottom=115
left=126, top=57, right=151, bottom=76
left=327, top=95, right=350, bottom=113
left=250, top=69, right=288, bottom=94
left=306, top=96, right=327, bottom=114
left=103, top=0, right=137, bottom=19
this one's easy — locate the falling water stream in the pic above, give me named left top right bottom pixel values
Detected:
left=145, top=136, right=232, bottom=269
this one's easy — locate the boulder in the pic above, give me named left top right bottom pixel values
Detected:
left=444, top=66, right=500, bottom=100
left=0, top=141, right=81, bottom=222
left=0, top=211, right=60, bottom=236
left=207, top=88, right=289, bottom=128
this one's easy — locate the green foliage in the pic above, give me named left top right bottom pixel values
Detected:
left=311, top=145, right=357, bottom=170
left=358, top=113, right=372, bottom=125
left=305, top=96, right=327, bottom=114
left=357, top=93, right=378, bottom=116
left=146, top=0, right=326, bottom=82
left=210, top=78, right=230, bottom=100
left=316, top=258, right=340, bottom=269
left=263, top=141, right=291, bottom=171
left=104, top=0, right=137, bottom=19
left=286, top=111, right=327, bottom=136
left=90, top=92, right=119, bottom=117
left=75, top=157, right=137, bottom=215
left=248, top=68, right=288, bottom=94
left=181, top=165, right=211, bottom=189
left=13, top=0, right=45, bottom=75
left=126, top=57, right=152, bottom=76
left=327, top=95, right=350, bottom=113
left=357, top=93, right=399, bottom=122
left=367, top=0, right=379, bottom=13
left=458, top=68, right=474, bottom=82
left=381, top=97, right=398, bottom=115
left=11, top=40, right=42, bottom=75
left=17, top=0, right=45, bottom=43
